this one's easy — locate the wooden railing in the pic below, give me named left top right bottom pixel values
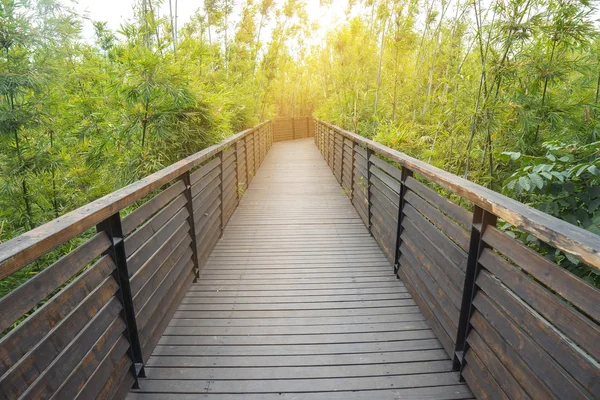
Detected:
left=272, top=116, right=314, bottom=141
left=315, top=119, right=600, bottom=400
left=0, top=121, right=273, bottom=400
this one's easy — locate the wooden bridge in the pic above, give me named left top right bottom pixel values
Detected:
left=0, top=118, right=598, bottom=400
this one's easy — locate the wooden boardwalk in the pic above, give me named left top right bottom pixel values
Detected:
left=128, top=138, right=473, bottom=399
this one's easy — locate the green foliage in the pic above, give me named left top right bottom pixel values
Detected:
left=501, top=140, right=600, bottom=285
left=1, top=0, right=599, bottom=292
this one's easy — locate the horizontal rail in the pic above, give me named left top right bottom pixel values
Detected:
left=317, top=120, right=600, bottom=269
left=0, top=121, right=270, bottom=279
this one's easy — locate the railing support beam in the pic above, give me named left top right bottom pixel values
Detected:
left=366, top=147, right=373, bottom=234
left=393, top=167, right=413, bottom=275
left=181, top=171, right=200, bottom=281
left=96, top=213, right=145, bottom=388
left=453, top=206, right=497, bottom=375
left=219, top=151, right=225, bottom=237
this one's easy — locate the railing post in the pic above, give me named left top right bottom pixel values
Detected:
left=182, top=171, right=200, bottom=281
left=254, top=131, right=258, bottom=175
left=366, top=147, right=373, bottom=234
left=244, top=134, right=249, bottom=187
left=329, top=129, right=334, bottom=168
left=306, top=117, right=310, bottom=139
left=340, top=134, right=345, bottom=186
left=350, top=140, right=356, bottom=200
left=219, top=150, right=225, bottom=237
left=453, top=206, right=497, bottom=375
left=96, top=213, right=144, bottom=388
left=393, top=167, right=413, bottom=275
left=235, top=140, right=240, bottom=205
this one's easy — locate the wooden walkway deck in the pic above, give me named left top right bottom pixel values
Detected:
left=128, top=138, right=473, bottom=399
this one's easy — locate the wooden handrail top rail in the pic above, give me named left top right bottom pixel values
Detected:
left=0, top=121, right=270, bottom=279
left=316, top=119, right=600, bottom=269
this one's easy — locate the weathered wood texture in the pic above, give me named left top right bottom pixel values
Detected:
left=128, top=138, right=472, bottom=400
left=273, top=117, right=314, bottom=142
left=314, top=119, right=600, bottom=400
left=0, top=122, right=273, bottom=400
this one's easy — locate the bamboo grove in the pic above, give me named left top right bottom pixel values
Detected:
left=1, top=0, right=599, bottom=289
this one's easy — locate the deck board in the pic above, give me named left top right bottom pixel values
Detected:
left=128, top=138, right=472, bottom=399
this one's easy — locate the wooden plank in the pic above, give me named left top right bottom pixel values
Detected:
left=483, top=226, right=600, bottom=322
left=74, top=335, right=130, bottom=400
left=0, top=276, right=119, bottom=399
left=477, top=270, right=599, bottom=397
left=190, top=157, right=221, bottom=186
left=473, top=291, right=591, bottom=400
left=371, top=173, right=400, bottom=206
left=190, top=167, right=220, bottom=198
left=194, top=196, right=220, bottom=235
left=144, top=360, right=453, bottom=380
left=405, top=176, right=472, bottom=229
left=132, top=372, right=464, bottom=394
left=398, top=255, right=455, bottom=357
left=0, top=232, right=110, bottom=333
left=401, top=216, right=465, bottom=288
left=51, top=317, right=126, bottom=400
left=403, top=204, right=467, bottom=271
left=20, top=297, right=123, bottom=399
left=0, top=255, right=115, bottom=376
left=401, top=234, right=462, bottom=308
left=129, top=386, right=473, bottom=400
left=466, top=329, right=531, bottom=400
left=135, top=245, right=193, bottom=333
left=147, top=349, right=447, bottom=369
left=130, top=222, right=190, bottom=296
left=141, top=271, right=194, bottom=361
left=126, top=207, right=189, bottom=276
left=191, top=175, right=220, bottom=210
left=124, top=193, right=187, bottom=257
left=470, top=311, right=555, bottom=399
left=133, top=238, right=192, bottom=313
left=370, top=161, right=401, bottom=194
left=370, top=155, right=403, bottom=181
left=177, top=298, right=416, bottom=311
left=401, top=244, right=458, bottom=338
left=122, top=180, right=186, bottom=236
left=404, top=190, right=470, bottom=251
left=479, top=248, right=600, bottom=360
left=463, top=350, right=510, bottom=400
left=91, top=352, right=132, bottom=400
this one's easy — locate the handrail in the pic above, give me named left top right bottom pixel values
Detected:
left=317, top=119, right=600, bottom=269
left=0, top=121, right=270, bottom=279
